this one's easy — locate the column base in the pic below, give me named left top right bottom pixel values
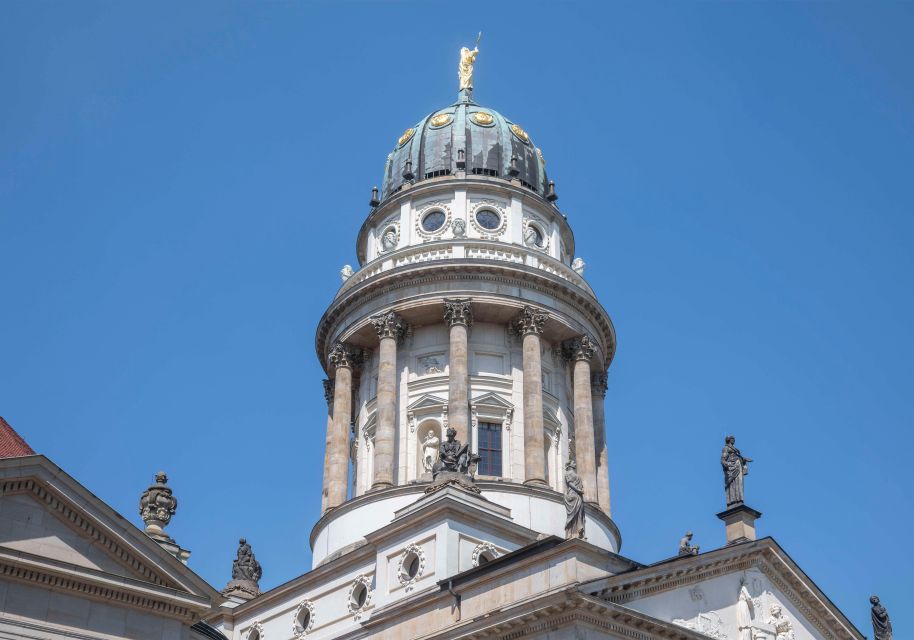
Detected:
left=716, top=503, right=762, bottom=545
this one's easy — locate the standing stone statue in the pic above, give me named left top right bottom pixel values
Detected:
left=678, top=531, right=700, bottom=556
left=721, top=435, right=752, bottom=506
left=421, top=429, right=440, bottom=473
left=222, top=538, right=263, bottom=600
left=736, top=579, right=755, bottom=640
left=564, top=460, right=585, bottom=539
left=870, top=595, right=893, bottom=640
left=340, top=264, right=353, bottom=283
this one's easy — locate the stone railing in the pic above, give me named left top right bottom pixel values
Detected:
left=337, top=240, right=592, bottom=297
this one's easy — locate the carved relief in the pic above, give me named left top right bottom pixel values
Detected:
left=246, top=621, right=265, bottom=640
left=291, top=600, right=315, bottom=638
left=672, top=612, right=728, bottom=639
left=378, top=221, right=400, bottom=253
left=347, top=575, right=373, bottom=619
left=418, top=354, right=444, bottom=374
left=471, top=541, right=499, bottom=567
left=396, top=543, right=426, bottom=591
left=522, top=217, right=549, bottom=251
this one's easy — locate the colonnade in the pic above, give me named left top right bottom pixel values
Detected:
left=320, top=301, right=610, bottom=513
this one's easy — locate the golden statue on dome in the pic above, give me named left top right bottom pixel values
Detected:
left=458, top=32, right=481, bottom=92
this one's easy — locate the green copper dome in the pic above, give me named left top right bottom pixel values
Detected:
left=380, top=93, right=549, bottom=202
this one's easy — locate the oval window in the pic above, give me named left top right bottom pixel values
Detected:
left=475, top=209, right=501, bottom=231
left=351, top=583, right=368, bottom=609
left=421, top=210, right=446, bottom=232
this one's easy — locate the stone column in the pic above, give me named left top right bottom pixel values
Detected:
left=369, top=311, right=406, bottom=489
left=444, top=299, right=473, bottom=445
left=591, top=372, right=610, bottom=514
left=513, top=306, right=548, bottom=486
left=327, top=342, right=361, bottom=509
left=321, top=379, right=334, bottom=513
left=566, top=335, right=598, bottom=504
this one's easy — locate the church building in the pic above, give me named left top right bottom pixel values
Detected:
left=0, top=47, right=889, bottom=640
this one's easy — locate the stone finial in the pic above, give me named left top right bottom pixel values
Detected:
left=563, top=335, right=596, bottom=362
left=443, top=298, right=473, bottom=328
left=340, top=265, right=354, bottom=283
left=139, top=471, right=191, bottom=563
left=678, top=531, right=700, bottom=556
left=370, top=311, right=408, bottom=342
left=322, top=379, right=335, bottom=406
left=328, top=342, right=363, bottom=370
left=369, top=186, right=380, bottom=208
left=222, top=538, right=263, bottom=601
left=591, top=371, right=608, bottom=397
left=546, top=180, right=559, bottom=202
left=571, top=257, right=586, bottom=275
left=139, top=472, right=177, bottom=540
left=512, top=305, right=548, bottom=336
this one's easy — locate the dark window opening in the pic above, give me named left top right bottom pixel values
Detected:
left=520, top=180, right=537, bottom=192
left=471, top=168, right=499, bottom=177
left=424, top=169, right=452, bottom=179
left=478, top=422, right=502, bottom=476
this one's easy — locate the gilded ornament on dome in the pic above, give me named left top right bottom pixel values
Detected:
left=398, top=128, right=415, bottom=146
left=430, top=113, right=452, bottom=127
left=511, top=123, right=530, bottom=143
left=472, top=112, right=494, bottom=126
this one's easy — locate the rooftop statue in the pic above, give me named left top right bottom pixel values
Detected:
left=222, top=537, right=263, bottom=600
left=678, top=531, right=699, bottom=556
left=721, top=435, right=752, bottom=507
left=458, top=33, right=481, bottom=92
left=870, top=595, right=893, bottom=640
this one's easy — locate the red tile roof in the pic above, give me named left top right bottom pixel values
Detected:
left=0, top=417, right=36, bottom=458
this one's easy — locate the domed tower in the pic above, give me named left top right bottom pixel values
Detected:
left=312, top=50, right=617, bottom=567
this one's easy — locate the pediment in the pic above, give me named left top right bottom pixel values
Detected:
left=582, top=538, right=862, bottom=640
left=0, top=457, right=219, bottom=604
left=406, top=394, right=448, bottom=411
left=471, top=392, right=514, bottom=409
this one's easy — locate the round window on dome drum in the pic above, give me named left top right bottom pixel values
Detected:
left=421, top=210, right=446, bottom=232
left=475, top=209, right=501, bottom=231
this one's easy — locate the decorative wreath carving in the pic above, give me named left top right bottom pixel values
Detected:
left=396, top=543, right=427, bottom=590
left=291, top=600, right=315, bottom=638
left=471, top=542, right=499, bottom=567
left=347, top=574, right=373, bottom=618
left=468, top=200, right=507, bottom=238
left=246, top=621, right=265, bottom=640
left=415, top=202, right=452, bottom=240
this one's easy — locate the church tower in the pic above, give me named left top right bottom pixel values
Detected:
left=312, top=49, right=619, bottom=568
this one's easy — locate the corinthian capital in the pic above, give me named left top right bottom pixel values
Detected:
left=443, top=298, right=473, bottom=328
left=322, top=379, right=335, bottom=405
left=328, top=341, right=363, bottom=370
left=370, top=310, right=408, bottom=341
left=512, top=305, right=548, bottom=336
left=591, top=371, right=608, bottom=397
left=563, top=335, right=596, bottom=362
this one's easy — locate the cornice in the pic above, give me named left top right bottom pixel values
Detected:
left=315, top=260, right=616, bottom=374
left=0, top=546, right=211, bottom=622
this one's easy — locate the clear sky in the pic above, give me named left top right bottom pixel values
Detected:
left=2, top=1, right=912, bottom=634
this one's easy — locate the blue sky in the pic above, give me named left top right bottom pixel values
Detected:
left=2, top=1, right=912, bottom=633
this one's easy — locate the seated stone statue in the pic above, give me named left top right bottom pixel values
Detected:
left=432, top=427, right=479, bottom=478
